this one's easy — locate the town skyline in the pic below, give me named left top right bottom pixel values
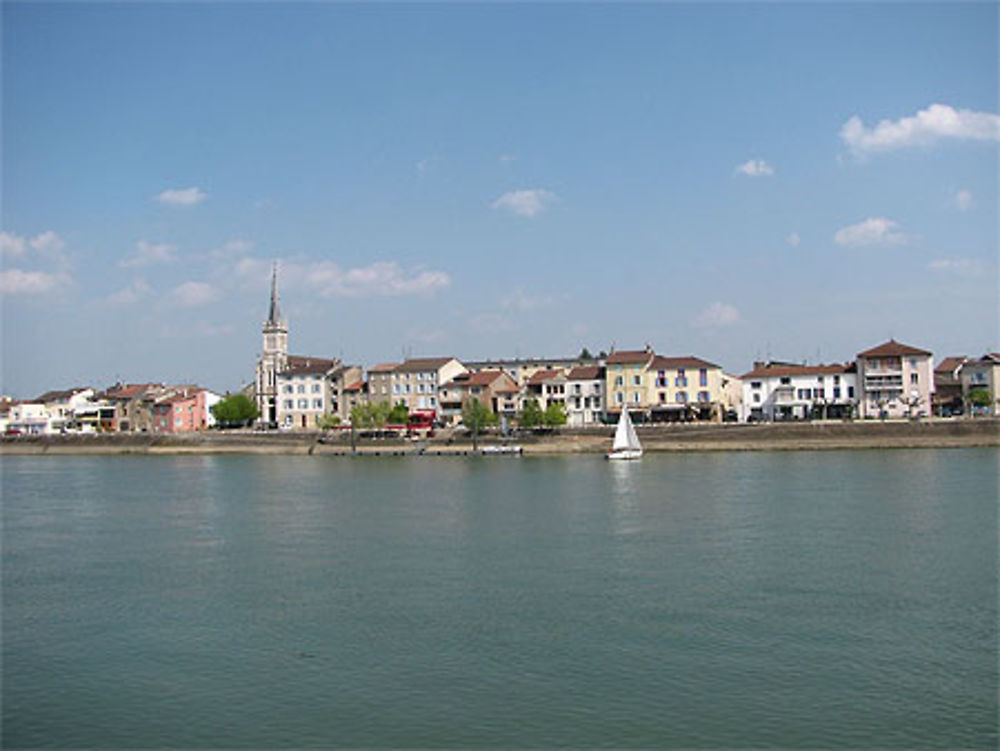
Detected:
left=3, top=3, right=998, bottom=398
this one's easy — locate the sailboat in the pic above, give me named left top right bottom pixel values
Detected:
left=606, top=406, right=643, bottom=460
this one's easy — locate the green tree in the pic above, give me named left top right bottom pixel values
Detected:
left=579, top=347, right=593, bottom=360
left=519, top=398, right=543, bottom=428
left=388, top=401, right=410, bottom=424
left=967, top=389, right=992, bottom=413
left=462, top=398, right=497, bottom=450
left=211, top=394, right=259, bottom=428
left=543, top=402, right=568, bottom=428
left=317, top=414, right=341, bottom=430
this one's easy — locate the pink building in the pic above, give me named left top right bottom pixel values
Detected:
left=152, top=389, right=210, bottom=433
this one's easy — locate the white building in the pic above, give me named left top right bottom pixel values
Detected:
left=276, top=357, right=339, bottom=430
left=740, top=362, right=857, bottom=422
left=856, top=339, right=934, bottom=419
left=565, top=366, right=605, bottom=426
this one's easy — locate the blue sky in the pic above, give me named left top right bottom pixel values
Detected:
left=2, top=2, right=997, bottom=397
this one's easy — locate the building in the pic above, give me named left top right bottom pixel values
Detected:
left=464, top=355, right=601, bottom=388
left=366, top=357, right=467, bottom=420
left=524, top=369, right=568, bottom=413
left=933, top=356, right=968, bottom=416
left=604, top=347, right=656, bottom=418
left=276, top=357, right=339, bottom=430
left=439, top=370, right=520, bottom=424
left=151, top=388, right=216, bottom=433
left=565, top=366, right=605, bottom=426
left=960, top=353, right=1000, bottom=416
left=739, top=362, right=857, bottom=422
left=254, top=264, right=289, bottom=426
left=856, top=339, right=934, bottom=419
left=103, top=383, right=168, bottom=432
left=647, top=355, right=725, bottom=422
left=35, top=387, right=96, bottom=431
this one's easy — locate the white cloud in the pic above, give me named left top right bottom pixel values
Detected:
left=841, top=103, right=1000, bottom=157
left=786, top=232, right=801, bottom=247
left=928, top=258, right=984, bottom=275
left=121, top=240, right=176, bottom=268
left=209, top=239, right=253, bottom=259
left=954, top=189, right=973, bottom=211
left=166, top=281, right=220, bottom=307
left=103, top=278, right=151, bottom=307
left=234, top=257, right=450, bottom=299
left=499, top=154, right=516, bottom=163
left=0, top=232, right=26, bottom=257
left=159, top=320, right=234, bottom=339
left=735, top=159, right=775, bottom=177
left=834, top=217, right=908, bottom=247
left=694, top=302, right=741, bottom=328
left=491, top=189, right=557, bottom=217
left=0, top=269, right=68, bottom=295
left=156, top=187, right=207, bottom=206
left=501, top=287, right=564, bottom=312
left=416, top=156, right=438, bottom=173
left=306, top=261, right=450, bottom=298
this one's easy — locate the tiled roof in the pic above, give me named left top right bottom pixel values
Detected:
left=103, top=383, right=162, bottom=399
left=395, top=357, right=457, bottom=373
left=567, top=366, right=603, bottom=380
left=283, top=355, right=338, bottom=375
left=343, top=380, right=366, bottom=391
left=650, top=355, right=720, bottom=370
left=740, top=362, right=854, bottom=380
left=35, top=387, right=90, bottom=403
left=368, top=362, right=398, bottom=373
left=857, top=339, right=931, bottom=358
left=935, top=356, right=968, bottom=374
left=451, top=370, right=510, bottom=388
left=527, top=369, right=563, bottom=385
left=606, top=349, right=654, bottom=365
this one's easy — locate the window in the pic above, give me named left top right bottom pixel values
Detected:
left=780, top=377, right=791, bottom=385
left=676, top=391, right=688, bottom=403
left=751, top=381, right=762, bottom=389
left=296, top=399, right=308, bottom=409
left=910, top=373, right=918, bottom=385
left=659, top=392, right=666, bottom=403
left=297, top=385, right=305, bottom=394
left=816, top=376, right=824, bottom=384
left=631, top=392, right=640, bottom=403
left=833, top=387, right=841, bottom=399
left=429, top=396, right=436, bottom=407
left=657, top=371, right=667, bottom=387
left=615, top=376, right=624, bottom=387
left=848, top=386, right=855, bottom=398
left=699, top=369, right=708, bottom=387
left=616, top=392, right=624, bottom=404
left=676, top=369, right=687, bottom=387
left=284, top=399, right=294, bottom=409
left=312, top=383, right=321, bottom=393
left=632, top=375, right=641, bottom=387
left=312, top=399, right=322, bottom=409
left=284, top=385, right=294, bottom=394
left=834, top=375, right=840, bottom=384
left=753, top=393, right=761, bottom=403
left=816, top=388, right=824, bottom=399
left=698, top=391, right=709, bottom=403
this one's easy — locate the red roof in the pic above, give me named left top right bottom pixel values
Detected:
left=606, top=349, right=654, bottom=365
left=527, top=369, right=563, bottom=385
left=935, top=356, right=968, bottom=374
left=343, top=380, right=365, bottom=392
left=368, top=362, right=398, bottom=373
left=857, top=339, right=932, bottom=358
left=283, top=356, right=337, bottom=375
left=395, top=357, right=458, bottom=373
left=650, top=355, right=720, bottom=370
left=567, top=366, right=603, bottom=380
left=103, top=383, right=162, bottom=399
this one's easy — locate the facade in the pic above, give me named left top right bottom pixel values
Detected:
left=439, top=370, right=520, bottom=424
left=720, top=373, right=743, bottom=420
left=646, top=356, right=725, bottom=422
left=960, top=353, right=1000, bottom=416
left=524, top=369, right=568, bottom=413
left=856, top=340, right=934, bottom=419
left=565, top=366, right=605, bottom=426
left=276, top=357, right=339, bottom=429
left=933, top=356, right=968, bottom=416
left=8, top=402, right=53, bottom=435
left=604, top=348, right=656, bottom=418
left=739, top=362, right=857, bottom=422
left=35, top=387, right=96, bottom=431
left=370, top=357, right=467, bottom=419
left=152, top=389, right=213, bottom=433
left=254, top=265, right=289, bottom=426
left=103, top=382, right=168, bottom=432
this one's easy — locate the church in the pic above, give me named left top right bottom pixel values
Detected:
left=253, top=265, right=361, bottom=428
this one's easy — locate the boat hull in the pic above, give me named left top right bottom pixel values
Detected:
left=606, top=449, right=643, bottom=461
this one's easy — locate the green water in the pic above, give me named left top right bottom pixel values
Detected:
left=2, top=450, right=997, bottom=748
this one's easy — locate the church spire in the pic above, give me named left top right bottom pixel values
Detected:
left=267, top=262, right=282, bottom=325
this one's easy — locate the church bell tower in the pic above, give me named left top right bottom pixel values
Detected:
left=255, top=263, right=288, bottom=426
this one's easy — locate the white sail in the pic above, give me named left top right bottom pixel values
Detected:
left=611, top=407, right=642, bottom=452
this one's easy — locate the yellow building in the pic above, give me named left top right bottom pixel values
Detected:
left=604, top=347, right=725, bottom=422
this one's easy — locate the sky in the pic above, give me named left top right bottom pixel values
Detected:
left=2, top=2, right=997, bottom=398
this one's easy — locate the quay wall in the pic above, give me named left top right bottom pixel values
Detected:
left=1, top=419, right=997, bottom=456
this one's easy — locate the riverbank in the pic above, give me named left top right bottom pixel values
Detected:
left=2, top=419, right=997, bottom=455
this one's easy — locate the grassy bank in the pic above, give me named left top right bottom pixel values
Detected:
left=2, top=419, right=997, bottom=456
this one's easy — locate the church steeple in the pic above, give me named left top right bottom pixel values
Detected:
left=267, top=262, right=283, bottom=326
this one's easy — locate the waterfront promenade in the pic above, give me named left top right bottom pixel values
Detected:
left=2, top=419, right=997, bottom=456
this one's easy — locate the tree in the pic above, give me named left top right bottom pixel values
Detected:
left=462, top=398, right=497, bottom=451
left=388, top=401, right=409, bottom=424
left=967, top=389, right=992, bottom=415
left=519, top=398, right=543, bottom=428
left=317, top=414, right=341, bottom=430
left=211, top=394, right=259, bottom=428
left=579, top=347, right=593, bottom=360
left=543, top=402, right=567, bottom=428
left=350, top=401, right=393, bottom=429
